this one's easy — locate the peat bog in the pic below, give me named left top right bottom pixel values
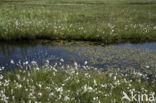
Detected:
left=0, top=0, right=156, bottom=102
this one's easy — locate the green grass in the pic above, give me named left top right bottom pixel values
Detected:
left=0, top=0, right=156, bottom=43
left=0, top=64, right=156, bottom=102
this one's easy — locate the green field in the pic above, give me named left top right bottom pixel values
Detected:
left=0, top=0, right=156, bottom=43
left=0, top=63, right=156, bottom=103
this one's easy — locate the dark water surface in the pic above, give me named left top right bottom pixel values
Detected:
left=0, top=41, right=156, bottom=72
left=117, top=42, right=156, bottom=50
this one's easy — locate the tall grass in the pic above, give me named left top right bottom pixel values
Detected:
left=0, top=0, right=156, bottom=43
left=0, top=61, right=155, bottom=102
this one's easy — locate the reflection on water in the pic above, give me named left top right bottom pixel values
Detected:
left=117, top=42, right=156, bottom=50
left=0, top=41, right=88, bottom=69
left=0, top=41, right=156, bottom=73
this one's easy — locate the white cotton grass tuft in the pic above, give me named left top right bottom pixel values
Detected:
left=10, top=59, right=14, bottom=64
left=38, top=92, right=42, bottom=97
left=60, top=58, right=64, bottom=62
left=64, top=96, right=70, bottom=101
left=84, top=61, right=88, bottom=65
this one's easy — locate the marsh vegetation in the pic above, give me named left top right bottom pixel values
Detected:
left=0, top=60, right=156, bottom=102
left=0, top=41, right=156, bottom=102
left=0, top=0, right=156, bottom=43
left=0, top=0, right=156, bottom=102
